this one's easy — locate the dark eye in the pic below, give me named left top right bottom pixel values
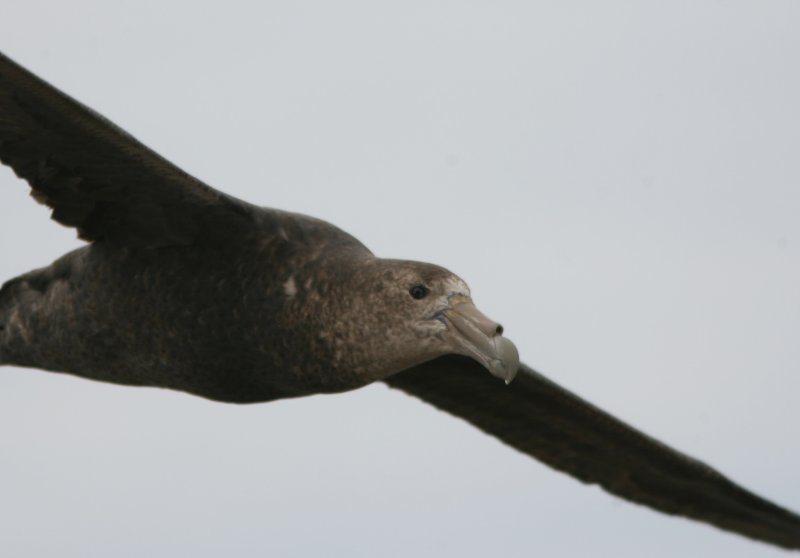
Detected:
left=409, top=284, right=430, bottom=300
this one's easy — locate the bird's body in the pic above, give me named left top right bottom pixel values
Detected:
left=1, top=212, right=359, bottom=402
left=0, top=207, right=462, bottom=402
left=1, top=49, right=799, bottom=550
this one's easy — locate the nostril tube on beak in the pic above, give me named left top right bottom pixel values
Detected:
left=449, top=302, right=503, bottom=338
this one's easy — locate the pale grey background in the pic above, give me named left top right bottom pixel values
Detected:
left=1, top=1, right=799, bottom=556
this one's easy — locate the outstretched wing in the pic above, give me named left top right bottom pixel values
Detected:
left=386, top=356, right=800, bottom=550
left=0, top=50, right=254, bottom=248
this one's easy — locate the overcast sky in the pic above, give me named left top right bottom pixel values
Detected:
left=1, top=1, right=799, bottom=557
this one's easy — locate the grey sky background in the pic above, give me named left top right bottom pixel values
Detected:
left=1, top=1, right=799, bottom=556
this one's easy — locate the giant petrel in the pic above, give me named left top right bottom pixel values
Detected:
left=0, top=51, right=798, bottom=550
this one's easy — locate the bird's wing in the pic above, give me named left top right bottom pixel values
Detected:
left=385, top=356, right=800, bottom=550
left=0, top=50, right=254, bottom=248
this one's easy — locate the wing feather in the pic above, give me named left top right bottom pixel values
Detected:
left=0, top=50, right=253, bottom=247
left=386, top=357, right=800, bottom=550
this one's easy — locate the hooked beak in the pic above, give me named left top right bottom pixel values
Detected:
left=444, top=299, right=520, bottom=384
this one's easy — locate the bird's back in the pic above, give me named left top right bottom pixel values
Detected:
left=0, top=209, right=370, bottom=402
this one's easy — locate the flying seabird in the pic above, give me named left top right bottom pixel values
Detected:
left=0, top=51, right=798, bottom=551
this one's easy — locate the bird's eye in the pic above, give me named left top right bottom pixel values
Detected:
left=409, top=284, right=430, bottom=300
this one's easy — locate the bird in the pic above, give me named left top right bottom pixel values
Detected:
left=0, top=50, right=798, bottom=551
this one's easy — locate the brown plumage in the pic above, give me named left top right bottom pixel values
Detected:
left=1, top=50, right=799, bottom=550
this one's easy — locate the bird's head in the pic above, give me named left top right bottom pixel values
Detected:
left=333, top=257, right=519, bottom=384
